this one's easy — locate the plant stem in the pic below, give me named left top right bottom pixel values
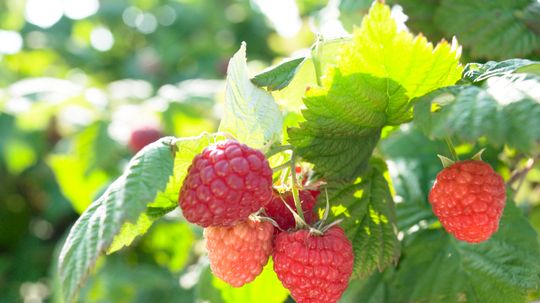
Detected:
left=266, top=144, right=293, bottom=158
left=311, top=36, right=323, bottom=87
left=444, top=136, right=459, bottom=161
left=272, top=161, right=292, bottom=173
left=290, top=152, right=305, bottom=222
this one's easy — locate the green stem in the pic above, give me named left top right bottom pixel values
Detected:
left=272, top=160, right=292, bottom=173
left=444, top=137, right=459, bottom=161
left=290, top=152, right=305, bottom=223
left=311, top=36, right=323, bottom=87
left=266, top=144, right=293, bottom=158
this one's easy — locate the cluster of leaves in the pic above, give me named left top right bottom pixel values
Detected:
left=391, top=0, right=540, bottom=60
left=55, top=1, right=540, bottom=303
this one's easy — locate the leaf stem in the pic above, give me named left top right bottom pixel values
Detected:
left=444, top=136, right=459, bottom=161
left=290, top=152, right=305, bottom=223
left=266, top=144, right=293, bottom=158
left=311, top=36, right=324, bottom=87
left=272, top=160, right=292, bottom=173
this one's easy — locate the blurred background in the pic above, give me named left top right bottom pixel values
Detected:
left=0, top=0, right=539, bottom=302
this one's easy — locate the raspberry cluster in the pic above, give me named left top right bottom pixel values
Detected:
left=178, top=139, right=353, bottom=302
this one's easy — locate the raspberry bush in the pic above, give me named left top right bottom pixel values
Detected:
left=57, top=1, right=540, bottom=303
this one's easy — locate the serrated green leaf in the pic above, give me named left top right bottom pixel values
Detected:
left=414, top=74, right=540, bottom=153
left=380, top=126, right=445, bottom=231
left=107, top=133, right=222, bottom=254
left=462, top=59, right=538, bottom=83
left=219, top=42, right=283, bottom=149
left=339, top=1, right=462, bottom=100
left=396, top=202, right=540, bottom=303
left=58, top=137, right=175, bottom=303
left=289, top=70, right=408, bottom=180
left=326, top=159, right=400, bottom=278
left=434, top=0, right=540, bottom=59
left=251, top=57, right=305, bottom=91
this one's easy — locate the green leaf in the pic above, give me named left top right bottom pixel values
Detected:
left=107, top=133, right=222, bottom=254
left=395, top=202, right=540, bottom=303
left=58, top=137, right=175, bottom=303
left=434, top=0, right=540, bottom=59
left=196, top=260, right=289, bottom=303
left=339, top=1, right=463, bottom=100
left=251, top=57, right=305, bottom=91
left=462, top=59, right=538, bottom=83
left=414, top=74, right=540, bottom=153
left=289, top=70, right=408, bottom=180
left=75, top=120, right=123, bottom=175
left=326, top=159, right=400, bottom=278
left=380, top=129, right=443, bottom=231
left=219, top=42, right=283, bottom=149
left=515, top=62, right=540, bottom=76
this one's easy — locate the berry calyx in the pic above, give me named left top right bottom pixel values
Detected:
left=265, top=190, right=318, bottom=232
left=273, top=226, right=353, bottom=303
left=178, top=140, right=273, bottom=227
left=204, top=218, right=274, bottom=287
left=429, top=160, right=506, bottom=243
left=128, top=127, right=163, bottom=153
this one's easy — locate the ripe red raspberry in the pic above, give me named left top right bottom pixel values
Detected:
left=429, top=160, right=506, bottom=243
left=204, top=218, right=274, bottom=287
left=273, top=226, right=353, bottom=303
left=128, top=127, right=163, bottom=153
left=178, top=140, right=273, bottom=227
left=265, top=190, right=318, bottom=232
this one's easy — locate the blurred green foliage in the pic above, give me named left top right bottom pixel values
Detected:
left=1, top=0, right=539, bottom=302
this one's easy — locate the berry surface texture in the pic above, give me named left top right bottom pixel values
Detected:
left=273, top=226, right=354, bottom=303
left=429, top=160, right=506, bottom=243
left=204, top=218, right=274, bottom=287
left=179, top=140, right=273, bottom=227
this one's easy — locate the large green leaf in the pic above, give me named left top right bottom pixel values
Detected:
left=326, top=159, right=400, bottom=278
left=414, top=74, right=540, bottom=153
left=218, top=43, right=283, bottom=149
left=107, top=133, right=223, bottom=254
left=289, top=70, right=407, bottom=180
left=395, top=202, right=540, bottom=303
left=434, top=0, right=540, bottom=59
left=58, top=137, right=175, bottom=303
left=339, top=1, right=463, bottom=100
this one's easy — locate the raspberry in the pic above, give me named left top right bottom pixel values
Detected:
left=178, top=140, right=273, bottom=227
left=265, top=190, right=318, bottom=232
left=273, top=226, right=354, bottom=303
left=428, top=160, right=506, bottom=243
left=204, top=218, right=274, bottom=287
left=128, top=127, right=163, bottom=153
